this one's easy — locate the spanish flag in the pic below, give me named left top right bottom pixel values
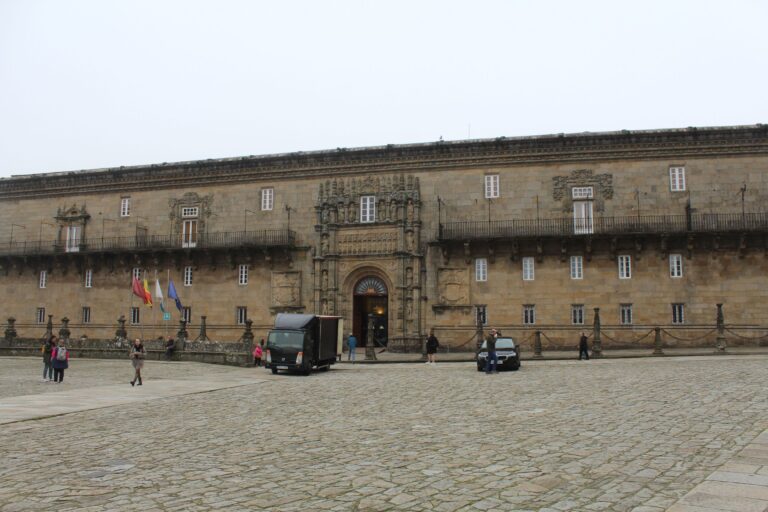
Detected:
left=142, top=278, right=153, bottom=307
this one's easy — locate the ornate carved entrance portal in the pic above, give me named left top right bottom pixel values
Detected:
left=353, top=277, right=388, bottom=347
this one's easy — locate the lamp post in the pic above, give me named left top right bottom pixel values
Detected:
left=244, top=209, right=257, bottom=244
left=9, top=224, right=26, bottom=248
left=135, top=216, right=147, bottom=247
left=285, top=204, right=292, bottom=231
left=38, top=220, right=55, bottom=250
left=100, top=217, right=116, bottom=249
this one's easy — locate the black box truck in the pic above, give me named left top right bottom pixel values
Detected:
left=265, top=314, right=343, bottom=375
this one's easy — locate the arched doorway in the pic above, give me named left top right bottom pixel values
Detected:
left=353, top=276, right=388, bottom=347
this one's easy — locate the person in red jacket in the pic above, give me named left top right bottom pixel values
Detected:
left=51, top=340, right=69, bottom=383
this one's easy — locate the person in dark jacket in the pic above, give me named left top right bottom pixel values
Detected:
left=42, top=335, right=56, bottom=382
left=130, top=339, right=146, bottom=386
left=485, top=328, right=499, bottom=374
left=164, top=336, right=175, bottom=361
left=51, top=339, right=69, bottom=383
left=425, top=330, right=440, bottom=364
left=579, top=332, right=590, bottom=360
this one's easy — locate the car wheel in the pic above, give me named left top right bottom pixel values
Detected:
left=271, top=367, right=278, bottom=375
left=477, top=364, right=484, bottom=372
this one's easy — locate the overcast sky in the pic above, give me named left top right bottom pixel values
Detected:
left=0, top=0, right=766, bottom=178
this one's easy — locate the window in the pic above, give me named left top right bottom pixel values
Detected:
left=36, top=307, right=46, bottom=324
left=522, top=257, right=535, bottom=281
left=570, top=256, right=583, bottom=279
left=82, top=307, right=91, bottom=324
left=523, top=305, right=536, bottom=325
left=572, top=187, right=594, bottom=199
left=182, top=307, right=192, bottom=324
left=484, top=175, right=499, bottom=199
left=39, top=270, right=47, bottom=289
left=65, top=226, right=80, bottom=253
left=238, top=264, right=249, bottom=285
left=669, top=254, right=683, bottom=278
left=236, top=306, right=248, bottom=325
left=672, top=303, right=685, bottom=324
left=669, top=166, right=686, bottom=192
left=360, top=195, right=376, bottom=223
left=132, top=267, right=141, bottom=280
left=261, top=188, right=274, bottom=211
left=571, top=304, right=585, bottom=325
left=475, top=258, right=487, bottom=282
left=181, top=207, right=199, bottom=218
left=84, top=269, right=93, bottom=288
left=183, top=266, right=193, bottom=286
left=618, top=255, right=632, bottom=279
left=475, top=305, right=487, bottom=326
left=120, top=197, right=131, bottom=217
left=181, top=219, right=198, bottom=248
left=130, top=307, right=140, bottom=325
left=620, top=304, right=633, bottom=325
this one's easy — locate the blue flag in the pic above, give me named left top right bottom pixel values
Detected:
left=168, top=279, right=183, bottom=312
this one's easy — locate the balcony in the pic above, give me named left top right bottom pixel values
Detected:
left=0, top=229, right=297, bottom=257
left=438, top=212, right=768, bottom=241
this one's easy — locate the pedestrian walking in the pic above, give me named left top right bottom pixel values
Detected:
left=129, top=338, right=146, bottom=386
left=347, top=333, right=357, bottom=362
left=164, top=336, right=176, bottom=361
left=579, top=331, right=590, bottom=360
left=425, top=330, right=440, bottom=364
left=253, top=339, right=264, bottom=367
left=41, top=335, right=56, bottom=382
left=485, top=328, right=499, bottom=374
left=51, top=339, right=69, bottom=383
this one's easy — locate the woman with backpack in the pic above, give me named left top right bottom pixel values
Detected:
left=129, top=338, right=146, bottom=386
left=41, top=335, right=57, bottom=382
left=50, top=338, right=69, bottom=383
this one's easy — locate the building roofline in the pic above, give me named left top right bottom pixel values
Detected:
left=1, top=123, right=767, bottom=198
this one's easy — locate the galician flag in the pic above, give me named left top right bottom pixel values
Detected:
left=155, top=278, right=167, bottom=314
left=142, top=278, right=153, bottom=307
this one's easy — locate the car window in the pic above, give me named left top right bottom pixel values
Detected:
left=479, top=338, right=515, bottom=350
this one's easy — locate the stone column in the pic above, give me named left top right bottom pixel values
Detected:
left=242, top=318, right=254, bottom=353
left=365, top=314, right=377, bottom=360
left=195, top=316, right=210, bottom=342
left=45, top=315, right=54, bottom=340
left=58, top=317, right=71, bottom=342
left=715, top=303, right=727, bottom=352
left=592, top=308, right=603, bottom=358
left=652, top=327, right=664, bottom=355
left=3, top=317, right=17, bottom=346
left=177, top=320, right=189, bottom=347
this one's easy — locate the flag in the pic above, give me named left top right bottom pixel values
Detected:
left=155, top=278, right=167, bottom=314
left=142, top=278, right=153, bottom=307
left=168, top=279, right=183, bottom=312
left=131, top=276, right=145, bottom=301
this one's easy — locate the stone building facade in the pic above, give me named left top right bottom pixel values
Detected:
left=1, top=125, right=767, bottom=351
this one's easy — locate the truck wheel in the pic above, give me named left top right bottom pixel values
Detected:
left=271, top=367, right=278, bottom=375
left=319, top=365, right=330, bottom=372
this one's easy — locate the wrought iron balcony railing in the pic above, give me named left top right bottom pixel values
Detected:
left=438, top=212, right=768, bottom=241
left=0, top=229, right=296, bottom=257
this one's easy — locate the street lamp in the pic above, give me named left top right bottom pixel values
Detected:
left=244, top=209, right=257, bottom=234
left=285, top=204, right=293, bottom=231
left=10, top=223, right=26, bottom=247
left=38, top=220, right=55, bottom=249
left=100, top=217, right=116, bottom=248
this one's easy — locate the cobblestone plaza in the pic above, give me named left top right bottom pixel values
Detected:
left=1, top=356, right=767, bottom=511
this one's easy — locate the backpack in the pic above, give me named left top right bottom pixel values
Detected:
left=56, top=347, right=68, bottom=361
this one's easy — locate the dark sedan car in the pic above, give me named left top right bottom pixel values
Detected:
left=477, top=337, right=521, bottom=371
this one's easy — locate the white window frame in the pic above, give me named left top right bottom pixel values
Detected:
left=120, top=197, right=131, bottom=217
left=475, top=258, right=487, bottom=282
left=236, top=306, right=248, bottom=325
left=82, top=306, right=91, bottom=324
left=669, top=254, right=683, bottom=278
left=261, top=188, right=274, bottom=211
left=360, top=195, right=376, bottom=223
left=523, top=304, right=536, bottom=325
left=522, top=257, right=535, bottom=281
left=672, top=303, right=685, bottom=324
left=84, top=269, right=93, bottom=288
left=475, top=305, right=487, bottom=326
left=181, top=219, right=198, bottom=248
left=65, top=225, right=80, bottom=253
left=36, top=307, right=46, bottom=324
left=570, top=255, right=583, bottom=280
left=181, top=207, right=199, bottom=218
left=620, top=303, right=633, bottom=325
left=573, top=200, right=594, bottom=235
left=183, top=266, right=193, bottom=287
left=238, top=264, right=249, bottom=285
left=130, top=307, right=140, bottom=325
left=484, top=175, right=499, bottom=199
left=132, top=268, right=142, bottom=280
left=39, top=270, right=47, bottom=289
left=182, top=306, right=192, bottom=324
left=571, top=304, right=585, bottom=325
left=618, top=255, right=632, bottom=279
left=669, top=166, right=686, bottom=192
left=571, top=186, right=594, bottom=199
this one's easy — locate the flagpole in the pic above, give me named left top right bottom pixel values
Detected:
left=166, top=269, right=170, bottom=339
left=153, top=269, right=158, bottom=341
left=140, top=271, right=145, bottom=341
